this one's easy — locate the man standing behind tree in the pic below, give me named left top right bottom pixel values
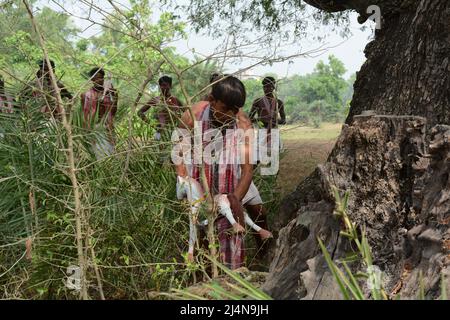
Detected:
left=250, top=76, right=286, bottom=159
left=80, top=67, right=118, bottom=158
left=0, top=77, right=15, bottom=114
left=138, top=75, right=183, bottom=140
left=0, top=77, right=16, bottom=139
left=250, top=76, right=286, bottom=129
left=33, top=59, right=72, bottom=118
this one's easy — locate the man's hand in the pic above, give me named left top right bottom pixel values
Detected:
left=141, top=115, right=149, bottom=124
left=258, top=229, right=273, bottom=240
left=232, top=223, right=245, bottom=234
left=227, top=193, right=246, bottom=234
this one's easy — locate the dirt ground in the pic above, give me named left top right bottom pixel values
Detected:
left=275, top=123, right=342, bottom=197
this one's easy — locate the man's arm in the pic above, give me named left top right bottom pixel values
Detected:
left=111, top=89, right=118, bottom=117
left=138, top=98, right=156, bottom=122
left=233, top=112, right=253, bottom=201
left=173, top=97, right=184, bottom=120
left=223, top=111, right=253, bottom=229
left=80, top=93, right=85, bottom=111
left=80, top=93, right=87, bottom=125
left=59, top=82, right=73, bottom=100
left=278, top=99, right=286, bottom=125
left=249, top=99, right=259, bottom=123
left=174, top=102, right=201, bottom=178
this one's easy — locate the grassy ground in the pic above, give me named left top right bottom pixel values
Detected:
left=275, top=123, right=343, bottom=197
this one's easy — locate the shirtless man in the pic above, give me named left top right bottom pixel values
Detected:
left=250, top=76, right=286, bottom=129
left=33, top=59, right=72, bottom=117
left=80, top=67, right=118, bottom=131
left=80, top=67, right=118, bottom=157
left=0, top=77, right=15, bottom=114
left=138, top=76, right=183, bottom=140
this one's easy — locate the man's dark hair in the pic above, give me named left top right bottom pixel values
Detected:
left=88, top=67, right=105, bottom=78
left=209, top=73, right=221, bottom=84
left=158, top=75, right=172, bottom=86
left=37, top=59, right=55, bottom=69
left=211, top=75, right=246, bottom=110
left=262, top=76, right=276, bottom=87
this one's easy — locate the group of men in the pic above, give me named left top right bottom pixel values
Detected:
left=136, top=72, right=286, bottom=269
left=1, top=59, right=287, bottom=270
left=0, top=60, right=119, bottom=156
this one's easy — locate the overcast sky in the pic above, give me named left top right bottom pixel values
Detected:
left=41, top=0, right=375, bottom=79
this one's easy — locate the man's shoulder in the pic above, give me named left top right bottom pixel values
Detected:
left=81, top=88, right=94, bottom=98
left=81, top=87, right=92, bottom=94
left=191, top=101, right=209, bottom=116
left=179, top=101, right=209, bottom=129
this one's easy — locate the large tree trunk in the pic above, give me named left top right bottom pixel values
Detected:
left=265, top=0, right=450, bottom=299
left=306, top=1, right=450, bottom=126
left=347, top=0, right=450, bottom=127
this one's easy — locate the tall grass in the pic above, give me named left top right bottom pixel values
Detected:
left=0, top=84, right=280, bottom=299
left=0, top=86, right=196, bottom=298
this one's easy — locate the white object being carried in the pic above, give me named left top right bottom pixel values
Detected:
left=92, top=125, right=115, bottom=160
left=176, top=176, right=264, bottom=255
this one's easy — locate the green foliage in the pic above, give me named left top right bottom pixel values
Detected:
left=0, top=90, right=195, bottom=298
left=163, top=0, right=351, bottom=39
left=0, top=1, right=195, bottom=299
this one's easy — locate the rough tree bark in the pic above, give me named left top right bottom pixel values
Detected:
left=265, top=0, right=450, bottom=299
left=306, top=0, right=450, bottom=127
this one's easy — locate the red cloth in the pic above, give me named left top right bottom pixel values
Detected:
left=82, top=87, right=116, bottom=129
left=191, top=105, right=239, bottom=195
left=191, top=104, right=245, bottom=269
left=216, top=216, right=245, bottom=270
left=0, top=95, right=14, bottom=113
